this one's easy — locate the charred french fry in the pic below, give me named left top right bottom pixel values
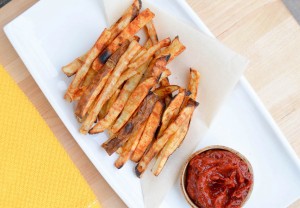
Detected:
left=141, top=55, right=171, bottom=82
left=114, top=121, right=147, bottom=169
left=131, top=100, right=164, bottom=162
left=80, top=40, right=141, bottom=134
left=89, top=61, right=150, bottom=134
left=102, top=92, right=159, bottom=155
left=111, top=77, right=157, bottom=133
left=75, top=40, right=130, bottom=119
left=92, top=9, right=155, bottom=71
left=152, top=116, right=191, bottom=176
left=160, top=77, right=172, bottom=106
left=188, top=68, right=201, bottom=100
left=156, top=36, right=186, bottom=63
left=108, top=0, right=142, bottom=43
left=135, top=98, right=198, bottom=177
left=64, top=29, right=111, bottom=102
left=152, top=70, right=200, bottom=175
left=62, top=52, right=89, bottom=77
left=98, top=89, right=121, bottom=120
left=145, top=20, right=158, bottom=45
left=158, top=90, right=186, bottom=137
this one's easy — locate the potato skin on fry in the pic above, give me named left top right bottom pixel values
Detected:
left=75, top=40, right=130, bottom=119
left=111, top=77, right=157, bottom=133
left=131, top=100, right=164, bottom=162
left=188, top=68, right=201, bottom=100
left=135, top=98, right=198, bottom=177
left=92, top=9, right=155, bottom=71
left=102, top=92, right=159, bottom=155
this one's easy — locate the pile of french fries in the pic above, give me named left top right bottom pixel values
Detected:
left=62, top=0, right=200, bottom=177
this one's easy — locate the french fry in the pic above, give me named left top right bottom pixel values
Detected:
left=62, top=52, right=88, bottom=77
left=75, top=40, right=130, bottom=119
left=159, top=68, right=171, bottom=82
left=145, top=20, right=158, bottom=45
left=98, top=89, right=121, bottom=120
left=92, top=9, right=155, bottom=71
left=111, top=77, right=157, bottom=133
left=160, top=77, right=172, bottom=106
left=64, top=29, right=111, bottom=102
left=114, top=121, right=147, bottom=169
left=158, top=90, right=186, bottom=138
left=135, top=98, right=198, bottom=177
left=152, top=70, right=200, bottom=175
left=80, top=40, right=141, bottom=134
left=143, top=38, right=153, bottom=49
left=102, top=92, right=159, bottom=155
left=188, top=68, right=201, bottom=100
left=108, top=0, right=142, bottom=43
left=153, top=85, right=180, bottom=98
left=152, top=115, right=191, bottom=176
left=131, top=100, right=164, bottom=162
left=89, top=61, right=150, bottom=134
left=141, top=55, right=171, bottom=82
left=127, top=38, right=171, bottom=70
left=156, top=36, right=186, bottom=63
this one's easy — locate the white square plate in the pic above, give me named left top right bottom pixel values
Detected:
left=4, top=0, right=300, bottom=207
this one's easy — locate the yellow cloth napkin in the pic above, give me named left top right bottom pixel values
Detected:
left=0, top=65, right=100, bottom=208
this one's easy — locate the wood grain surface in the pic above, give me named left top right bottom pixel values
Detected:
left=1, top=0, right=299, bottom=207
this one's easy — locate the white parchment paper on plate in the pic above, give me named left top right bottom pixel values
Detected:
left=103, top=0, right=248, bottom=207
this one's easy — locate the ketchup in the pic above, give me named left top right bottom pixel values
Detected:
left=186, top=149, right=253, bottom=208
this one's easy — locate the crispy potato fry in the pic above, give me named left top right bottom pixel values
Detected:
left=111, top=77, right=157, bottom=133
left=108, top=0, right=141, bottom=43
left=135, top=98, right=198, bottom=177
left=143, top=38, right=153, bottom=49
left=131, top=100, right=164, bottom=162
left=153, top=85, right=179, bottom=98
left=75, top=40, right=130, bottom=119
left=89, top=61, right=150, bottom=134
left=160, top=77, right=172, bottom=106
left=98, top=89, right=121, bottom=120
left=156, top=36, right=186, bottom=63
left=188, top=68, right=201, bottom=100
left=62, top=52, right=88, bottom=77
left=159, top=68, right=171, bottom=81
left=158, top=90, right=186, bottom=137
left=64, top=29, right=111, bottom=102
left=114, top=121, right=147, bottom=169
left=102, top=92, right=159, bottom=155
left=92, top=9, right=155, bottom=71
left=152, top=70, right=200, bottom=175
left=127, top=38, right=171, bottom=70
left=141, top=55, right=170, bottom=82
left=152, top=115, right=191, bottom=176
left=145, top=20, right=158, bottom=45
left=80, top=40, right=141, bottom=134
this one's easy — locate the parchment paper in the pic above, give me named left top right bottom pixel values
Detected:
left=103, top=0, right=248, bottom=207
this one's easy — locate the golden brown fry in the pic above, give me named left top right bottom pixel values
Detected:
left=160, top=77, right=172, bottom=106
left=92, top=9, right=155, bottom=71
left=143, top=38, right=153, bottom=49
left=80, top=40, right=141, bottom=134
left=145, top=20, right=158, bottom=45
left=153, top=85, right=180, bottom=98
left=102, top=92, right=159, bottom=155
left=188, top=68, right=201, bottom=100
left=114, top=122, right=147, bottom=169
left=75, top=40, right=130, bottom=119
left=111, top=77, right=157, bottom=133
left=135, top=98, right=198, bottom=177
left=64, top=29, right=111, bottom=102
left=157, top=90, right=185, bottom=138
left=108, top=0, right=142, bottom=43
left=89, top=61, right=150, bottom=134
left=141, top=55, right=171, bottom=82
left=98, top=89, right=121, bottom=120
left=131, top=100, right=164, bottom=162
left=62, top=52, right=88, bottom=77
left=156, top=36, right=186, bottom=63
left=152, top=116, right=191, bottom=176
left=127, top=37, right=171, bottom=70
